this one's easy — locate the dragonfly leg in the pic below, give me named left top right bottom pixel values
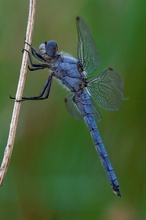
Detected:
left=28, top=65, right=48, bottom=71
left=23, top=48, right=50, bottom=71
left=10, top=73, right=53, bottom=102
left=25, top=41, right=45, bottom=62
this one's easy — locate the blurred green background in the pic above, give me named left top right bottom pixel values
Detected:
left=0, top=0, right=146, bottom=219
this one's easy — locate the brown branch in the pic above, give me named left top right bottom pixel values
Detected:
left=0, top=0, right=36, bottom=186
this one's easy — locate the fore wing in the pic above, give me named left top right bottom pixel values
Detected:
left=76, top=16, right=100, bottom=75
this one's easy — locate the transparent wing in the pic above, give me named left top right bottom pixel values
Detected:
left=87, top=68, right=123, bottom=111
left=91, top=101, right=102, bottom=122
left=64, top=93, right=83, bottom=120
left=64, top=93, right=102, bottom=122
left=76, top=16, right=100, bottom=75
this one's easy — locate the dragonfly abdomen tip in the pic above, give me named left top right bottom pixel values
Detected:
left=113, top=189, right=122, bottom=197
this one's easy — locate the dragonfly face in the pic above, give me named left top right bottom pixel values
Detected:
left=39, top=40, right=58, bottom=59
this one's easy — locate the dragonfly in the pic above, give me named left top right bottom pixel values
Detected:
left=11, top=16, right=123, bottom=196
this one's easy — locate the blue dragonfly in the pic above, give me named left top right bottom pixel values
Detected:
left=11, top=17, right=123, bottom=196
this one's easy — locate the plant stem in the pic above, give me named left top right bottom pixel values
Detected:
left=0, top=0, right=36, bottom=186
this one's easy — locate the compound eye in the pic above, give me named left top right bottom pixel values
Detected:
left=45, top=40, right=58, bottom=57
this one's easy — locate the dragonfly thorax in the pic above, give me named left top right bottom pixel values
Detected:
left=39, top=40, right=58, bottom=59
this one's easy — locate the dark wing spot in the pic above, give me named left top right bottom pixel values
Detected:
left=108, top=67, right=113, bottom=71
left=76, top=16, right=80, bottom=21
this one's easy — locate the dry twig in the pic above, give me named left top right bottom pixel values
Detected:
left=0, top=0, right=36, bottom=186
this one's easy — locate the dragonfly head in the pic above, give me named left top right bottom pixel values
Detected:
left=39, top=40, right=58, bottom=59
